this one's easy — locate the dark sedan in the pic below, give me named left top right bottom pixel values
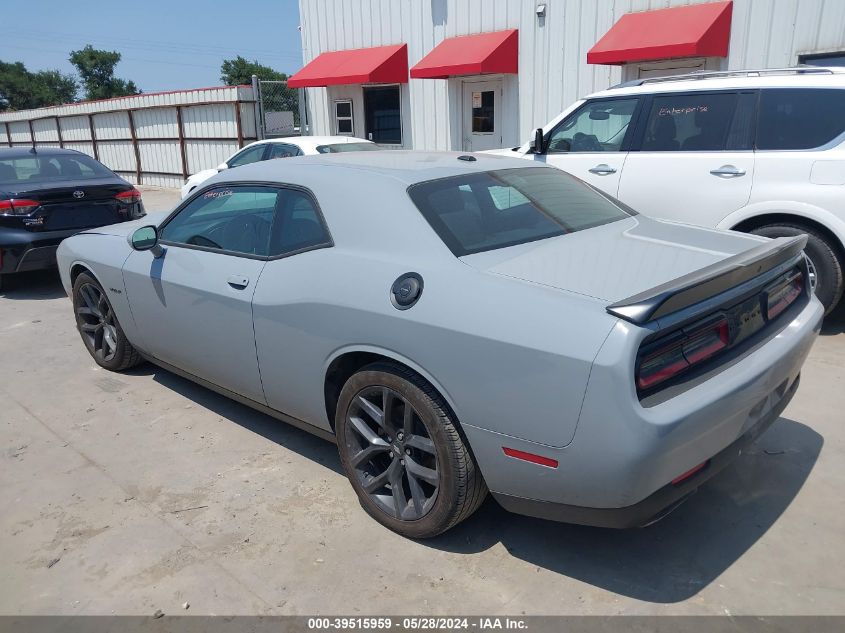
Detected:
left=0, top=147, right=145, bottom=290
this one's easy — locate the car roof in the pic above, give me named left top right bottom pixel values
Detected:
left=210, top=150, right=544, bottom=188
left=0, top=147, right=88, bottom=159
left=588, top=66, right=845, bottom=99
left=246, top=135, right=373, bottom=152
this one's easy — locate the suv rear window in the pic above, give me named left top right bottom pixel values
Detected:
left=757, top=89, right=845, bottom=150
left=407, top=167, right=632, bottom=256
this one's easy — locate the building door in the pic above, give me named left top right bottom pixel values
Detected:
left=462, top=80, right=502, bottom=151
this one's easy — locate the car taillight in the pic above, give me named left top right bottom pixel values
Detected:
left=0, top=198, right=40, bottom=215
left=114, top=188, right=141, bottom=204
left=636, top=316, right=730, bottom=391
left=765, top=271, right=803, bottom=321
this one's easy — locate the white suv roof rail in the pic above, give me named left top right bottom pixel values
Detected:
left=610, top=66, right=845, bottom=89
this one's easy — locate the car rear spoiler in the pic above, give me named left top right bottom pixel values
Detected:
left=606, top=235, right=808, bottom=324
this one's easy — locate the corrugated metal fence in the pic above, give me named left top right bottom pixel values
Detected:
left=0, top=86, right=260, bottom=188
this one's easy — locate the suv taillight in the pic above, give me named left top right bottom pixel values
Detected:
left=0, top=198, right=40, bottom=215
left=114, top=188, right=141, bottom=204
left=636, top=316, right=730, bottom=392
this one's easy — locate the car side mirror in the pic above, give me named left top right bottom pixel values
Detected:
left=531, top=127, right=546, bottom=154
left=130, top=225, right=164, bottom=258
left=216, top=162, right=228, bottom=172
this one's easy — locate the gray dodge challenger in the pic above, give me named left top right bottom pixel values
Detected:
left=57, top=152, right=823, bottom=538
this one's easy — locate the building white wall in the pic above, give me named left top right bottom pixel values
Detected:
left=298, top=0, right=845, bottom=150
left=0, top=86, right=258, bottom=187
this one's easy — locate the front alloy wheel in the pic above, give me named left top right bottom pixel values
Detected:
left=76, top=282, right=119, bottom=363
left=72, top=272, right=142, bottom=371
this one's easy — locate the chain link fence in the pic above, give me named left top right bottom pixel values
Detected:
left=255, top=79, right=302, bottom=138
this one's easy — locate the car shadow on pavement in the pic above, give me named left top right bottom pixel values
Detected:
left=820, top=301, right=845, bottom=335
left=126, top=364, right=343, bottom=475
left=0, top=269, right=67, bottom=300
left=424, top=416, right=822, bottom=603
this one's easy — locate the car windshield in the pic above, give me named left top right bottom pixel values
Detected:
left=316, top=143, right=379, bottom=153
left=0, top=153, right=114, bottom=184
left=407, top=167, right=633, bottom=256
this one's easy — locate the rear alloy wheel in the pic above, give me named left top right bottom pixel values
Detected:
left=336, top=362, right=487, bottom=538
left=750, top=223, right=844, bottom=315
left=72, top=272, right=142, bottom=371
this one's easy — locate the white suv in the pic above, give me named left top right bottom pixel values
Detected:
left=494, top=68, right=845, bottom=313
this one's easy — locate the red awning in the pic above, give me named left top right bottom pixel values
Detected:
left=410, top=29, right=518, bottom=79
left=587, top=1, right=733, bottom=65
left=287, top=44, right=408, bottom=88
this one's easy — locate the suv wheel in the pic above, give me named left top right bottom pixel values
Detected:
left=335, top=362, right=487, bottom=538
left=750, top=223, right=844, bottom=315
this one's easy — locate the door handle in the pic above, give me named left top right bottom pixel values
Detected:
left=710, top=165, right=746, bottom=177
left=227, top=275, right=249, bottom=289
left=588, top=164, right=617, bottom=175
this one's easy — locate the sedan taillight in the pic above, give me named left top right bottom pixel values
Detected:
left=636, top=316, right=730, bottom=392
left=0, top=198, right=40, bottom=215
left=114, top=188, right=142, bottom=204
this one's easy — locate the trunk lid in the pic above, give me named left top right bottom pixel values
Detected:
left=461, top=215, right=770, bottom=303
left=4, top=178, right=137, bottom=231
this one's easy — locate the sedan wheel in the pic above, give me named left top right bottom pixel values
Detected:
left=336, top=362, right=487, bottom=538
left=72, top=272, right=142, bottom=371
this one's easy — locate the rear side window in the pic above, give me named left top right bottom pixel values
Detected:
left=640, top=92, right=739, bottom=151
left=756, top=89, right=845, bottom=150
left=267, top=143, right=300, bottom=159
left=268, top=189, right=332, bottom=257
left=407, top=167, right=632, bottom=256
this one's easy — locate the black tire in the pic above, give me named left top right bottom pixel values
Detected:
left=72, top=272, right=143, bottom=371
left=335, top=362, right=487, bottom=538
left=750, top=223, right=844, bottom=315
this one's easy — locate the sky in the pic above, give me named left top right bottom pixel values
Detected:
left=2, top=0, right=304, bottom=93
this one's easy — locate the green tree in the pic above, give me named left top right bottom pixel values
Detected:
left=220, top=56, right=287, bottom=84
left=0, top=61, right=78, bottom=110
left=69, top=45, right=140, bottom=101
left=221, top=56, right=299, bottom=123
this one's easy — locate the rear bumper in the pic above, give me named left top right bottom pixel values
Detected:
left=492, top=373, right=798, bottom=528
left=1, top=227, right=92, bottom=274
left=463, top=295, right=823, bottom=524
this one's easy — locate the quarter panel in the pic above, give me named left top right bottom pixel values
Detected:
left=252, top=247, right=617, bottom=447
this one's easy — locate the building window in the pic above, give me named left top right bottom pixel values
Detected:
left=799, top=52, right=845, bottom=67
left=363, top=86, right=401, bottom=145
left=334, top=100, right=354, bottom=135
left=471, top=91, right=495, bottom=133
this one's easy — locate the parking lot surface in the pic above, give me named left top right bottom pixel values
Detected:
left=1, top=186, right=844, bottom=615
